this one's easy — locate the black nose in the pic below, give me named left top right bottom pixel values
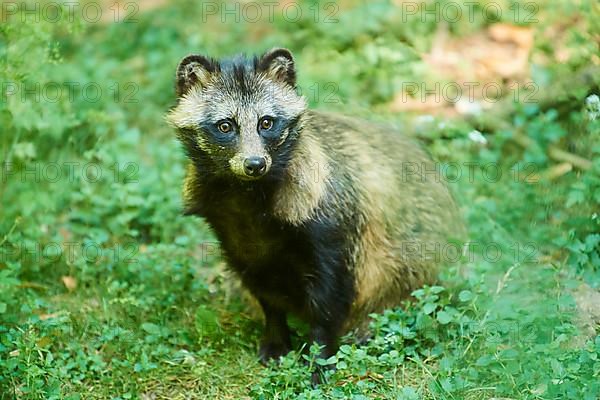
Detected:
left=243, top=156, right=267, bottom=177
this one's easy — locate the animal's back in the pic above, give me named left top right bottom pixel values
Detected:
left=301, top=110, right=462, bottom=326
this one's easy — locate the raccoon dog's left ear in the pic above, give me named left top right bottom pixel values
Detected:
left=175, top=54, right=218, bottom=97
left=258, top=48, right=296, bottom=87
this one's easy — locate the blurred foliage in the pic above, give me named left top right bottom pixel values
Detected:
left=0, top=0, right=599, bottom=398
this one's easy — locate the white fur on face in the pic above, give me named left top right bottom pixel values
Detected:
left=166, top=74, right=306, bottom=129
left=166, top=72, right=306, bottom=177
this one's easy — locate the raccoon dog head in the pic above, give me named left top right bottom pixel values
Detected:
left=167, top=48, right=307, bottom=181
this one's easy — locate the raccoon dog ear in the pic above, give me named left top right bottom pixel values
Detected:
left=175, top=54, right=218, bottom=97
left=258, top=48, right=296, bottom=87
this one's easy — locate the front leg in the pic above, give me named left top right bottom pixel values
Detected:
left=309, top=323, right=340, bottom=360
left=306, top=288, right=353, bottom=385
left=305, top=223, right=356, bottom=358
left=258, top=299, right=292, bottom=364
left=306, top=260, right=355, bottom=383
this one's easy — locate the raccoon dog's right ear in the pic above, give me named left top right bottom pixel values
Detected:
left=175, top=54, right=218, bottom=97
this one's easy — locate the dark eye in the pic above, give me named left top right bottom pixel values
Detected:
left=217, top=121, right=233, bottom=133
left=259, top=117, right=274, bottom=130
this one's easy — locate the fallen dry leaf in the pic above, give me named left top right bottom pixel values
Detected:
left=61, top=275, right=77, bottom=291
left=36, top=336, right=52, bottom=347
left=39, top=312, right=60, bottom=320
left=489, top=23, right=534, bottom=49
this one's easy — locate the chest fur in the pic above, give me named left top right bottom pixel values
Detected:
left=198, top=188, right=318, bottom=308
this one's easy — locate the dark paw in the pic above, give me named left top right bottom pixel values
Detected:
left=355, top=330, right=373, bottom=346
left=311, top=370, right=322, bottom=386
left=258, top=341, right=291, bottom=365
left=310, top=364, right=334, bottom=386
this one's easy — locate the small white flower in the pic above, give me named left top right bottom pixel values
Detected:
left=468, top=130, right=487, bottom=145
left=585, top=94, right=599, bottom=120
left=455, top=98, right=483, bottom=116
left=414, top=115, right=435, bottom=125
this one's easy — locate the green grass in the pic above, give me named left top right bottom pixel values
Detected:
left=1, top=1, right=599, bottom=399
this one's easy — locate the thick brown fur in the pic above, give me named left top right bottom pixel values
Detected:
left=167, top=48, right=463, bottom=371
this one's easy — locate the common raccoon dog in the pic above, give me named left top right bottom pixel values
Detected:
left=167, top=48, right=462, bottom=368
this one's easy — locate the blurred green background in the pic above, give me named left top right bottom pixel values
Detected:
left=1, top=0, right=599, bottom=398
